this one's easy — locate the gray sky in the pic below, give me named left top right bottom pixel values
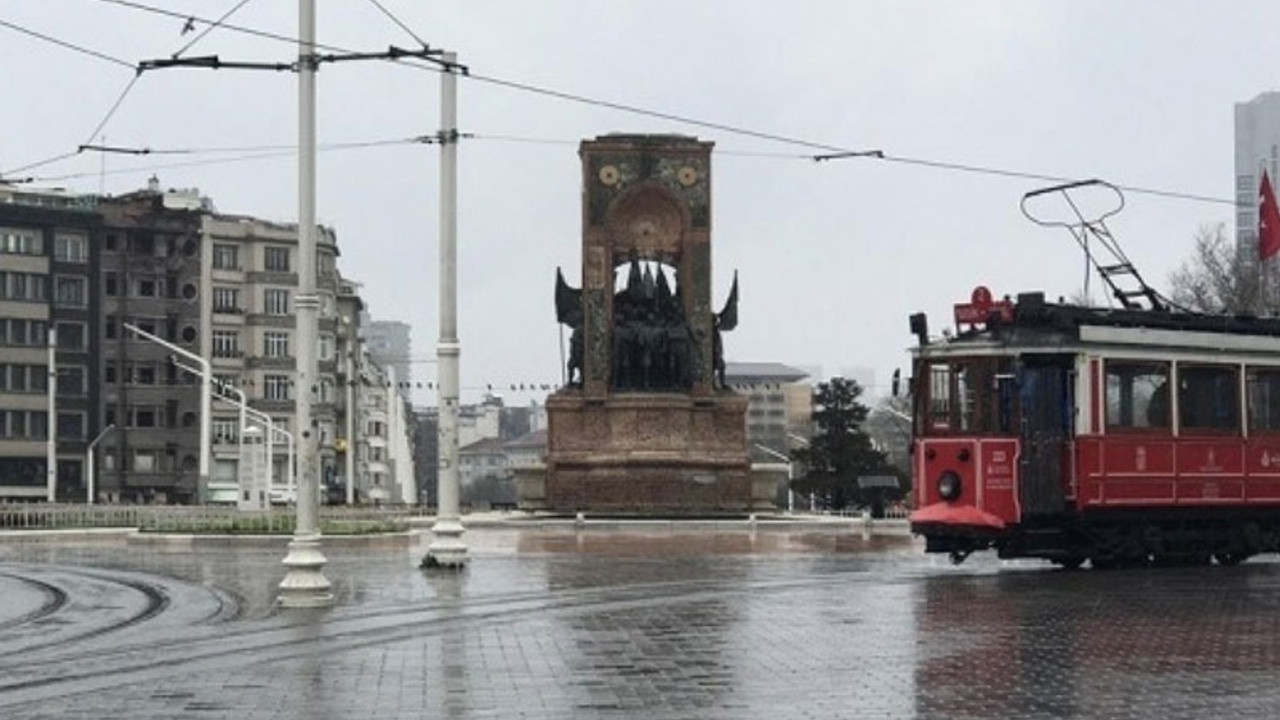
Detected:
left=2, top=1, right=1273, bottom=405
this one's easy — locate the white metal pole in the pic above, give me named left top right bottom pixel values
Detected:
left=345, top=351, right=355, bottom=505
left=46, top=328, right=57, bottom=502
left=279, top=0, right=332, bottom=606
left=425, top=50, right=467, bottom=568
left=285, top=427, right=295, bottom=502
left=85, top=424, right=115, bottom=506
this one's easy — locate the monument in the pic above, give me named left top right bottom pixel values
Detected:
left=541, top=134, right=751, bottom=514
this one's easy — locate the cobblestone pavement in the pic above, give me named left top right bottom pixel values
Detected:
left=2, top=524, right=1280, bottom=719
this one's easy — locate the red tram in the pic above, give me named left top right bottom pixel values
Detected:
left=909, top=287, right=1280, bottom=568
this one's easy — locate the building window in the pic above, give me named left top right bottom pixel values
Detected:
left=0, top=228, right=42, bottom=255
left=57, top=413, right=85, bottom=440
left=213, top=287, right=239, bottom=312
left=54, top=276, right=86, bottom=307
left=137, top=278, right=158, bottom=297
left=319, top=378, right=333, bottom=403
left=319, top=334, right=334, bottom=361
left=55, top=322, right=86, bottom=350
left=54, top=233, right=88, bottom=263
left=29, top=411, right=48, bottom=439
left=212, top=244, right=238, bottom=270
left=213, top=331, right=240, bottom=358
left=0, top=272, right=47, bottom=302
left=213, top=419, right=239, bottom=444
left=0, top=319, right=47, bottom=347
left=133, top=451, right=156, bottom=472
left=265, top=374, right=290, bottom=401
left=57, top=366, right=85, bottom=396
left=264, top=246, right=290, bottom=272
left=134, top=362, right=157, bottom=385
left=264, top=331, right=289, bottom=358
left=264, top=289, right=289, bottom=315
left=130, top=406, right=158, bottom=428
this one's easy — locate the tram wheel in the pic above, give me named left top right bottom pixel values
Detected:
left=1214, top=552, right=1248, bottom=567
left=1053, top=555, right=1086, bottom=570
left=1090, top=555, right=1118, bottom=570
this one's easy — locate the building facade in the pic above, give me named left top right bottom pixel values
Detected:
left=97, top=185, right=207, bottom=503
left=200, top=211, right=343, bottom=505
left=360, top=318, right=412, bottom=402
left=0, top=185, right=101, bottom=501
left=725, top=362, right=813, bottom=463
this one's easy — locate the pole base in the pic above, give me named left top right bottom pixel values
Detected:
left=422, top=518, right=468, bottom=568
left=278, top=534, right=334, bottom=608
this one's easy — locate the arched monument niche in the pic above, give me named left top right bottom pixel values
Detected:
left=537, top=134, right=757, bottom=515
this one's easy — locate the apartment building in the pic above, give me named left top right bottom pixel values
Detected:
left=724, top=362, right=812, bottom=463
left=97, top=184, right=208, bottom=503
left=0, top=185, right=101, bottom=500
left=201, top=212, right=343, bottom=504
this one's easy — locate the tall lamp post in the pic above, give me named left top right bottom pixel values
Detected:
left=278, top=0, right=332, bottom=606
left=424, top=50, right=467, bottom=568
left=123, top=323, right=210, bottom=503
left=85, top=424, right=115, bottom=505
left=46, top=327, right=57, bottom=502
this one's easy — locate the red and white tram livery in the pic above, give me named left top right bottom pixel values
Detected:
left=909, top=287, right=1280, bottom=568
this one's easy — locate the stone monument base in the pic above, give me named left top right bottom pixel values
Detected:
left=543, top=390, right=752, bottom=514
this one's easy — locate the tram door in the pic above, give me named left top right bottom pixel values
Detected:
left=1018, top=357, right=1073, bottom=518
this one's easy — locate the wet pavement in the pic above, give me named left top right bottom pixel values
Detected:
left=2, top=523, right=1280, bottom=719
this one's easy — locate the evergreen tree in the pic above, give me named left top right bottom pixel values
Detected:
left=790, top=377, right=902, bottom=513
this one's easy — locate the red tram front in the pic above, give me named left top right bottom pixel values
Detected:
left=909, top=288, right=1280, bottom=568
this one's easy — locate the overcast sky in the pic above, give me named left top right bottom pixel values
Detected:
left=2, top=1, right=1275, bottom=406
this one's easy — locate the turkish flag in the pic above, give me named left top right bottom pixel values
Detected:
left=1259, top=170, right=1280, bottom=261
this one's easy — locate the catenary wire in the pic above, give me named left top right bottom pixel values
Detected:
left=31, top=0, right=1248, bottom=209
left=363, top=0, right=429, bottom=48
left=0, top=17, right=136, bottom=69
left=172, top=0, right=257, bottom=59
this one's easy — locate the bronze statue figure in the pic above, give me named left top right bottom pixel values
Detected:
left=555, top=267, right=584, bottom=385
left=713, top=271, right=739, bottom=389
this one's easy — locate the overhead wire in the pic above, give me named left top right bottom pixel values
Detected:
left=21, top=0, right=1243, bottom=209
left=0, top=17, right=135, bottom=69
left=31, top=136, right=434, bottom=183
left=363, top=0, right=430, bottom=48
left=172, top=0, right=256, bottom=59
left=2, top=0, right=258, bottom=180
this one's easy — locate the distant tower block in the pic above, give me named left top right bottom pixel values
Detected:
left=536, top=134, right=753, bottom=515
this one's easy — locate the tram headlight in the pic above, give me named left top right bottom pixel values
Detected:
left=937, top=471, right=962, bottom=501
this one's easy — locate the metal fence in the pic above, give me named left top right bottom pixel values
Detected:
left=0, top=503, right=416, bottom=534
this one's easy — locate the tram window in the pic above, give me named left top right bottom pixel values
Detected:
left=928, top=364, right=951, bottom=429
left=1105, top=361, right=1169, bottom=430
left=923, top=359, right=1013, bottom=434
left=1179, top=365, right=1239, bottom=432
left=1247, top=367, right=1280, bottom=432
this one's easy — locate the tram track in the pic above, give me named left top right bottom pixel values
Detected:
left=0, top=569, right=862, bottom=708
left=0, top=572, right=68, bottom=631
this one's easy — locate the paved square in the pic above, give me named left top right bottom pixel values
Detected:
left=2, top=524, right=1280, bottom=719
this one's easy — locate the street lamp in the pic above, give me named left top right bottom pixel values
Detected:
left=85, top=424, right=115, bottom=505
left=123, top=322, right=211, bottom=503
left=171, top=361, right=297, bottom=507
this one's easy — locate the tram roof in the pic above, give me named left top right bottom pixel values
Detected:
left=916, top=291, right=1280, bottom=357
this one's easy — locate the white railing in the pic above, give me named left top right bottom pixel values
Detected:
left=0, top=503, right=416, bottom=533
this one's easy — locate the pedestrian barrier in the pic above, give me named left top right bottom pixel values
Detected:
left=0, top=503, right=415, bottom=534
